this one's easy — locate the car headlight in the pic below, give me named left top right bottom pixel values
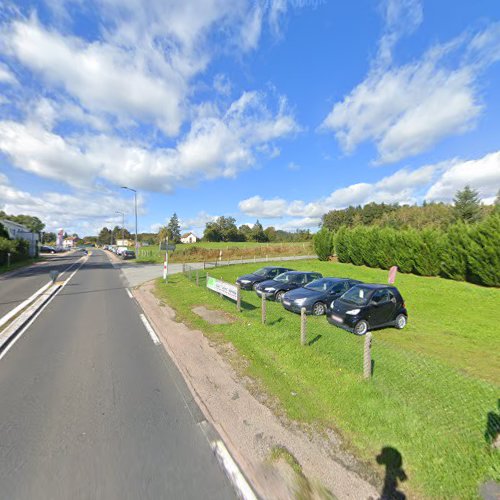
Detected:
left=346, top=309, right=361, bottom=315
left=294, top=298, right=307, bottom=306
left=240, top=279, right=250, bottom=284
left=265, top=287, right=275, bottom=292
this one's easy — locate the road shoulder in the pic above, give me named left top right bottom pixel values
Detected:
left=134, top=280, right=379, bottom=499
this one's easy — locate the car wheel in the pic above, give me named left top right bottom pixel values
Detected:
left=395, top=314, right=407, bottom=329
left=312, top=302, right=326, bottom=316
left=275, top=291, right=285, bottom=302
left=353, top=320, right=369, bottom=336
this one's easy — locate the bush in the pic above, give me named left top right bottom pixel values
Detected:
left=412, top=229, right=444, bottom=276
left=466, top=215, right=500, bottom=286
left=335, top=226, right=350, bottom=263
left=313, top=228, right=334, bottom=261
left=440, top=222, right=471, bottom=282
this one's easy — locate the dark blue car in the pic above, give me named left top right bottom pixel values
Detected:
left=282, top=278, right=362, bottom=315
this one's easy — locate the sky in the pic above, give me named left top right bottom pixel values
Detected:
left=0, top=0, right=499, bottom=237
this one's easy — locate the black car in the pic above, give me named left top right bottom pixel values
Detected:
left=282, top=278, right=362, bottom=316
left=327, top=284, right=407, bottom=335
left=121, top=250, right=136, bottom=260
left=236, top=266, right=292, bottom=290
left=254, top=271, right=323, bottom=302
left=40, top=245, right=56, bottom=254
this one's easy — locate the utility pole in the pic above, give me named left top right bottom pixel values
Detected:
left=121, top=186, right=138, bottom=251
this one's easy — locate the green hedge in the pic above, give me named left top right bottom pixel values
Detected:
left=0, top=237, right=30, bottom=266
left=333, top=214, right=500, bottom=287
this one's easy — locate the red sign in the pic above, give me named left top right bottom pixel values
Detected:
left=388, top=266, right=398, bottom=284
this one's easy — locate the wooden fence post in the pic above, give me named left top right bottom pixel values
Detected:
left=196, top=269, right=199, bottom=286
left=301, top=307, right=307, bottom=345
left=236, top=283, right=241, bottom=312
left=261, top=293, right=266, bottom=324
left=363, top=332, right=372, bottom=379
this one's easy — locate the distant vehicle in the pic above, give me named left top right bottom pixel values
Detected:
left=254, top=271, right=323, bottom=302
left=236, top=266, right=292, bottom=290
left=282, top=278, right=362, bottom=316
left=40, top=245, right=56, bottom=254
left=327, top=284, right=408, bottom=335
left=121, top=250, right=136, bottom=260
left=116, top=246, right=127, bottom=256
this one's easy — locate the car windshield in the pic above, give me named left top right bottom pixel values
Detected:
left=253, top=268, right=272, bottom=277
left=304, top=279, right=334, bottom=292
left=341, top=286, right=372, bottom=306
left=275, top=272, right=298, bottom=283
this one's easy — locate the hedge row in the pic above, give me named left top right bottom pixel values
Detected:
left=0, top=237, right=30, bottom=266
left=332, top=214, right=500, bottom=287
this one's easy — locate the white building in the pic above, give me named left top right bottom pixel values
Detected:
left=0, top=219, right=39, bottom=257
left=63, top=236, right=78, bottom=248
left=180, top=232, right=198, bottom=244
left=116, top=239, right=133, bottom=247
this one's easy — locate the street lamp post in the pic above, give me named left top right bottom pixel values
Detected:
left=115, top=211, right=125, bottom=244
left=121, top=186, right=138, bottom=251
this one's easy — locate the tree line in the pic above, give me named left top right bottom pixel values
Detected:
left=313, top=187, right=500, bottom=287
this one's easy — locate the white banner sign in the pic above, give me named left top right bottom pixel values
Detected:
left=207, top=276, right=238, bottom=301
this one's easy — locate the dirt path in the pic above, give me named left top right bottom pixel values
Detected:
left=134, top=281, right=379, bottom=499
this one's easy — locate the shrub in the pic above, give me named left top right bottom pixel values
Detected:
left=440, top=222, right=471, bottom=282
left=335, top=226, right=350, bottom=263
left=466, top=215, right=500, bottom=286
left=313, top=228, right=334, bottom=261
left=412, top=229, right=444, bottom=276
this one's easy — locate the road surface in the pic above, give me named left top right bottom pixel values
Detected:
left=0, top=250, right=236, bottom=499
left=0, top=252, right=83, bottom=319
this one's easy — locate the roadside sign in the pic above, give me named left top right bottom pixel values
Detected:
left=388, top=266, right=398, bottom=284
left=207, top=276, right=238, bottom=301
left=160, top=243, right=176, bottom=251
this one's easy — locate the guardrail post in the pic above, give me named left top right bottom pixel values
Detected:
left=363, top=332, right=373, bottom=379
left=195, top=269, right=199, bottom=286
left=301, top=307, right=307, bottom=345
left=261, top=293, right=266, bottom=324
left=236, top=283, right=241, bottom=312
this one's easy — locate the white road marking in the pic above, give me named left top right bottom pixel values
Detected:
left=126, top=288, right=133, bottom=299
left=0, top=257, right=87, bottom=361
left=140, top=314, right=161, bottom=345
left=211, top=440, right=257, bottom=500
left=0, top=254, right=86, bottom=330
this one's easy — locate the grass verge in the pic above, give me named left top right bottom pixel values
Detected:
left=155, top=259, right=500, bottom=498
left=0, top=257, right=40, bottom=275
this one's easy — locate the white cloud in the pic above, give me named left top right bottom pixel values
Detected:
left=213, top=74, right=232, bottom=96
left=240, top=151, right=500, bottom=224
left=0, top=62, right=17, bottom=84
left=0, top=174, right=139, bottom=234
left=0, top=91, right=299, bottom=191
left=321, top=9, right=500, bottom=163
left=179, top=211, right=218, bottom=231
left=425, top=151, right=500, bottom=202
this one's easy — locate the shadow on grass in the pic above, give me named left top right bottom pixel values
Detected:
left=308, top=334, right=322, bottom=346
left=485, top=399, right=500, bottom=448
left=376, top=446, right=408, bottom=500
left=240, top=301, right=257, bottom=311
left=268, top=317, right=284, bottom=326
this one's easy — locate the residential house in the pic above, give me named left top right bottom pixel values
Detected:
left=0, top=219, right=39, bottom=257
left=180, top=232, right=198, bottom=244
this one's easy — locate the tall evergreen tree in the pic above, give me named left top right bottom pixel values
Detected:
left=250, top=220, right=268, bottom=242
left=167, top=213, right=181, bottom=243
left=453, top=186, right=481, bottom=223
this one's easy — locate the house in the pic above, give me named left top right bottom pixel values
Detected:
left=180, top=232, right=198, bottom=244
left=0, top=219, right=40, bottom=257
left=63, top=236, right=78, bottom=248
left=116, top=239, right=133, bottom=247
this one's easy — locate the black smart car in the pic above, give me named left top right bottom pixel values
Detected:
left=254, top=271, right=323, bottom=302
left=236, top=266, right=292, bottom=290
left=327, top=284, right=407, bottom=335
left=282, top=278, right=362, bottom=316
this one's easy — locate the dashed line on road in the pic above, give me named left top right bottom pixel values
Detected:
left=211, top=440, right=257, bottom=500
left=126, top=288, right=133, bottom=299
left=140, top=313, right=161, bottom=345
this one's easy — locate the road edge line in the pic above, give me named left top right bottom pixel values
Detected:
left=140, top=313, right=161, bottom=345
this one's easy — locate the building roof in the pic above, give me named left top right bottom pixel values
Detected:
left=181, top=232, right=196, bottom=238
left=0, top=219, right=30, bottom=232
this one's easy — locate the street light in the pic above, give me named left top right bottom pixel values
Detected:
left=121, top=186, right=138, bottom=251
left=115, top=211, right=125, bottom=244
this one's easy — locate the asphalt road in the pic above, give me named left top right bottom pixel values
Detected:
left=0, top=250, right=235, bottom=499
left=0, top=252, right=84, bottom=319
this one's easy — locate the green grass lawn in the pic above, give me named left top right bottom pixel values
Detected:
left=155, top=259, right=500, bottom=498
left=137, top=241, right=313, bottom=263
left=0, top=257, right=39, bottom=275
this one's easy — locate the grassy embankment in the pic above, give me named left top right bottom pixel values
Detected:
left=155, top=259, right=500, bottom=498
left=136, top=241, right=314, bottom=264
left=0, top=257, right=39, bottom=275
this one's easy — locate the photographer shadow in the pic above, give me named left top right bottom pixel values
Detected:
left=376, top=446, right=408, bottom=500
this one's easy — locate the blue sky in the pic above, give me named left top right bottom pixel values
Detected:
left=0, top=0, right=499, bottom=237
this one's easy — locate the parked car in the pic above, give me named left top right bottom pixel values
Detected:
left=40, top=245, right=56, bottom=254
left=282, top=278, right=362, bottom=316
left=121, top=250, right=136, bottom=260
left=236, top=266, right=292, bottom=290
left=254, top=271, right=323, bottom=302
left=326, top=284, right=407, bottom=335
